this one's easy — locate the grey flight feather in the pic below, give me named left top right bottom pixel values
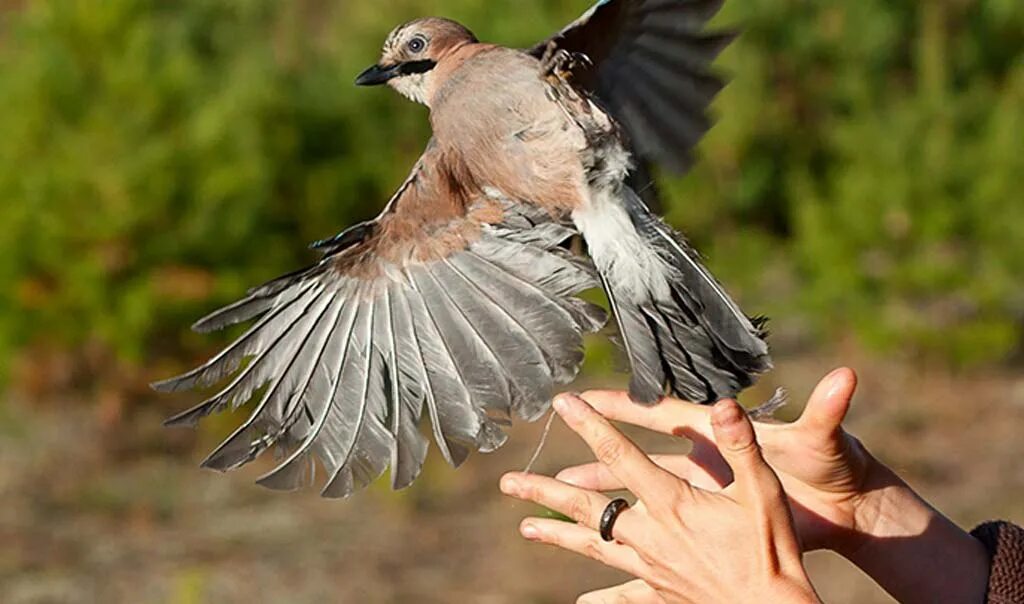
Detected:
left=200, top=289, right=342, bottom=473
left=375, top=289, right=430, bottom=491
left=321, top=300, right=395, bottom=499
left=158, top=195, right=604, bottom=499
left=152, top=280, right=319, bottom=394
left=256, top=298, right=362, bottom=492
left=408, top=265, right=514, bottom=422
left=601, top=273, right=666, bottom=404
left=440, top=258, right=556, bottom=419
left=400, top=281, right=481, bottom=467
left=160, top=283, right=331, bottom=427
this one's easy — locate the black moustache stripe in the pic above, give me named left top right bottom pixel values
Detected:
left=399, top=60, right=437, bottom=76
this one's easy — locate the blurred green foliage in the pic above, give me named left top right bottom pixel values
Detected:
left=0, top=0, right=1021, bottom=387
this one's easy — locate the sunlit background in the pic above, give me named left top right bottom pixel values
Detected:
left=1, top=1, right=1022, bottom=602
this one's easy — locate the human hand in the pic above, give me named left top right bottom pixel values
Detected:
left=500, top=395, right=821, bottom=604
left=556, top=368, right=875, bottom=555
left=554, top=369, right=990, bottom=604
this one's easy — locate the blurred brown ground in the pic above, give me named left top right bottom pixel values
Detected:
left=3, top=350, right=1024, bottom=603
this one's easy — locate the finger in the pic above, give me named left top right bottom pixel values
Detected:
left=797, top=367, right=858, bottom=436
left=577, top=391, right=730, bottom=485
left=554, top=394, right=691, bottom=509
left=519, top=517, right=647, bottom=577
left=578, top=579, right=664, bottom=604
left=501, top=472, right=636, bottom=536
left=579, top=390, right=712, bottom=438
left=710, top=399, right=780, bottom=499
left=557, top=455, right=727, bottom=492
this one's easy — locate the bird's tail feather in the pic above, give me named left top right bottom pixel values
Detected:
left=601, top=187, right=771, bottom=404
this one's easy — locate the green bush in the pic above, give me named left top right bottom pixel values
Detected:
left=0, top=0, right=1021, bottom=387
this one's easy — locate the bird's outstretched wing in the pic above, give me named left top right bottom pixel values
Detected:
left=154, top=142, right=606, bottom=499
left=531, top=0, right=734, bottom=175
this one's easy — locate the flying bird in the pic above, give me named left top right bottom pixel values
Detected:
left=155, top=0, right=771, bottom=499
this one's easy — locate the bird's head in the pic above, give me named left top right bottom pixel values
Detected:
left=356, top=18, right=478, bottom=106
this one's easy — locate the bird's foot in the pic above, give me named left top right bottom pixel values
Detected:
left=541, top=45, right=594, bottom=120
left=539, top=42, right=591, bottom=88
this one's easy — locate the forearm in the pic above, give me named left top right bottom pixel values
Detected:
left=837, top=459, right=989, bottom=604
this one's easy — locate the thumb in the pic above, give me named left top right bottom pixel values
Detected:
left=798, top=367, right=858, bottom=436
left=711, top=399, right=777, bottom=494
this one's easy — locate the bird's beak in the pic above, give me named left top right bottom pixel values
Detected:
left=356, top=60, right=438, bottom=86
left=355, top=63, right=400, bottom=86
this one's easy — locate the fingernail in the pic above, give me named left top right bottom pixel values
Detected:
left=553, top=394, right=577, bottom=417
left=521, top=522, right=540, bottom=541
left=500, top=475, right=520, bottom=495
left=712, top=400, right=742, bottom=427
left=826, top=368, right=848, bottom=398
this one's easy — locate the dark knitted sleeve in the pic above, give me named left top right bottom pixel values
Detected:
left=972, top=521, right=1024, bottom=604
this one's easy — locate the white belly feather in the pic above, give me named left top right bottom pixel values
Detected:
left=572, top=186, right=672, bottom=302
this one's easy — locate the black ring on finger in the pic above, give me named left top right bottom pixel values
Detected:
left=599, top=498, right=630, bottom=542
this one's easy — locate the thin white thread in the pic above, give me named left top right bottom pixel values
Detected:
left=523, top=411, right=557, bottom=474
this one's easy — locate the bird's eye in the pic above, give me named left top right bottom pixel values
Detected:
left=407, top=36, right=426, bottom=53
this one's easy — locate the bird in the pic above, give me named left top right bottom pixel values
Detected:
left=154, top=0, right=771, bottom=499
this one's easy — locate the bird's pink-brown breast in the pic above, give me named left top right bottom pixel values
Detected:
left=430, top=46, right=590, bottom=216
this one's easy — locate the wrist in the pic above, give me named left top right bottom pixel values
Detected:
left=836, top=450, right=915, bottom=560
left=833, top=453, right=989, bottom=604
left=806, top=440, right=902, bottom=559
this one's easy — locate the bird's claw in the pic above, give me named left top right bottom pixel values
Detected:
left=540, top=43, right=590, bottom=85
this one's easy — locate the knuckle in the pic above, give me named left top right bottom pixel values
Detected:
left=748, top=476, right=784, bottom=509
left=727, top=437, right=760, bottom=457
left=646, top=573, right=674, bottom=595
left=659, top=485, right=691, bottom=518
left=581, top=538, right=606, bottom=563
left=518, top=481, right=538, bottom=501
left=543, top=529, right=561, bottom=547
left=568, top=495, right=593, bottom=523
left=646, top=483, right=685, bottom=515
left=595, top=436, right=625, bottom=466
left=667, top=481, right=692, bottom=503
